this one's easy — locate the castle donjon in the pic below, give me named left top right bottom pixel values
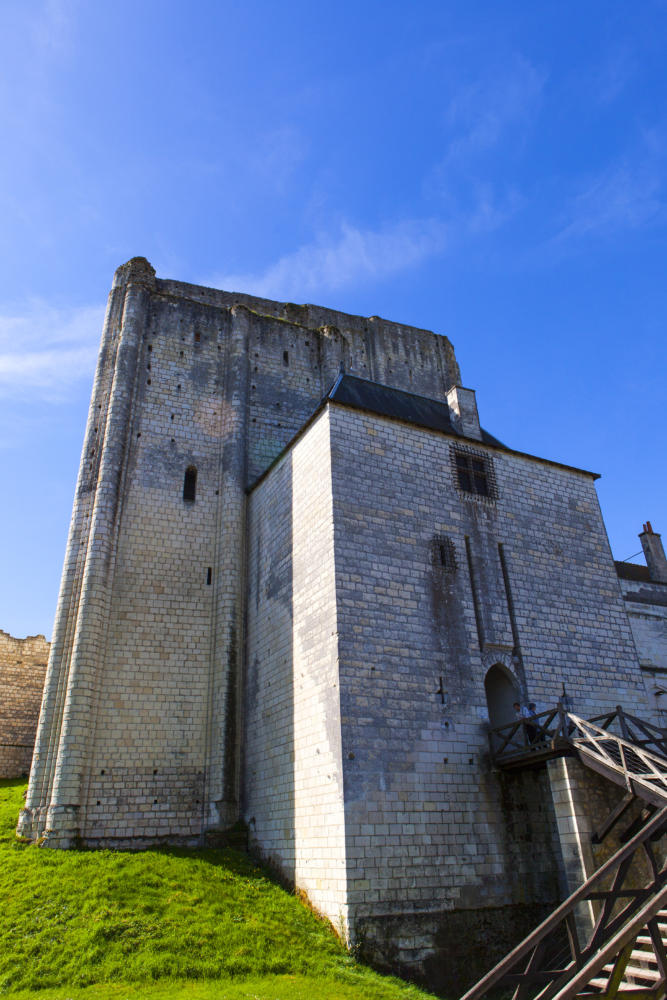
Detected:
left=18, top=257, right=667, bottom=993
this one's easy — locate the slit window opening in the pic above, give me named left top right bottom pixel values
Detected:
left=183, top=466, right=197, bottom=502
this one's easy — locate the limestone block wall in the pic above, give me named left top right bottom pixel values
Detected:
left=0, top=631, right=49, bottom=778
left=20, top=268, right=132, bottom=844
left=547, top=757, right=648, bottom=891
left=546, top=756, right=657, bottom=948
left=17, top=260, right=452, bottom=846
left=20, top=261, right=247, bottom=846
left=20, top=258, right=462, bottom=847
left=244, top=409, right=348, bottom=931
left=323, top=402, right=646, bottom=985
left=617, top=575, right=667, bottom=721
left=153, top=275, right=461, bottom=488
left=79, top=295, right=245, bottom=845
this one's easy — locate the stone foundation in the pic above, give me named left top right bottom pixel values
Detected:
left=357, top=903, right=555, bottom=996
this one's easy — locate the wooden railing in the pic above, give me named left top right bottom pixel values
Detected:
left=460, top=807, right=667, bottom=1000
left=568, top=715, right=667, bottom=809
left=488, top=704, right=565, bottom=761
left=490, top=705, right=667, bottom=773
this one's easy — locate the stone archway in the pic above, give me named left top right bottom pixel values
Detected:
left=484, top=662, right=520, bottom=729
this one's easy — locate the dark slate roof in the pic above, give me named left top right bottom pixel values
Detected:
left=248, top=372, right=600, bottom=493
left=615, top=561, right=651, bottom=582
left=327, top=373, right=504, bottom=446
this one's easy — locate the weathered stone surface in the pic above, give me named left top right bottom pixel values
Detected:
left=17, top=258, right=656, bottom=990
left=616, top=526, right=667, bottom=718
left=0, top=630, right=48, bottom=778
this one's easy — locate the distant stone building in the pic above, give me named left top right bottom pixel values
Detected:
left=16, top=258, right=663, bottom=992
left=0, top=630, right=49, bottom=778
left=616, top=523, right=667, bottom=720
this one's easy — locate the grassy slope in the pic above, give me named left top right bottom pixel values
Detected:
left=0, top=780, right=437, bottom=1000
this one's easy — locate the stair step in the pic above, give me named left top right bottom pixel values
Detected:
left=465, top=710, right=667, bottom=1000
left=601, top=964, right=663, bottom=983
left=635, top=936, right=661, bottom=949
left=637, top=921, right=667, bottom=934
left=635, top=934, right=660, bottom=944
left=628, top=949, right=658, bottom=965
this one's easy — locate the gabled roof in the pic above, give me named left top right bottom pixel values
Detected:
left=248, top=371, right=599, bottom=493
left=327, top=373, right=504, bottom=446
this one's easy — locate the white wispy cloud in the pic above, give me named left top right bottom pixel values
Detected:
left=441, top=55, right=545, bottom=166
left=0, top=302, right=103, bottom=400
left=209, top=219, right=448, bottom=300
left=422, top=55, right=543, bottom=228
left=555, top=151, right=667, bottom=244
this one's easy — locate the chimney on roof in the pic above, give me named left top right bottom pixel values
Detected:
left=639, top=523, right=667, bottom=584
left=446, top=385, right=482, bottom=441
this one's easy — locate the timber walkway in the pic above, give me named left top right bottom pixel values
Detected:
left=462, top=706, right=667, bottom=1000
left=490, top=706, right=667, bottom=807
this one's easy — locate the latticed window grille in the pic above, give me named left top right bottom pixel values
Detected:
left=450, top=445, right=497, bottom=500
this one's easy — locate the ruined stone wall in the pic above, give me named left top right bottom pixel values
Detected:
left=154, top=276, right=460, bottom=488
left=0, top=631, right=49, bottom=778
left=244, top=409, right=348, bottom=931
left=323, top=402, right=646, bottom=991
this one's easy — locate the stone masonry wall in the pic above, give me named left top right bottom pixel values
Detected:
left=20, top=258, right=462, bottom=847
left=244, top=409, right=349, bottom=931
left=78, top=290, right=249, bottom=844
left=617, top=576, right=667, bottom=721
left=0, top=631, right=49, bottom=778
left=154, top=276, right=461, bottom=488
left=547, top=757, right=649, bottom=891
left=324, top=402, right=647, bottom=989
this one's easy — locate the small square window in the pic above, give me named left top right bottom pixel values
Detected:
left=451, top=446, right=496, bottom=500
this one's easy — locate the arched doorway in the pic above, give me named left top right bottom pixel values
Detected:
left=485, top=663, right=520, bottom=729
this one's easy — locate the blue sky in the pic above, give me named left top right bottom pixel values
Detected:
left=1, top=0, right=666, bottom=639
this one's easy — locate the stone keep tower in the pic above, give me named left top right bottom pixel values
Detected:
left=18, top=257, right=461, bottom=847
left=21, top=257, right=654, bottom=993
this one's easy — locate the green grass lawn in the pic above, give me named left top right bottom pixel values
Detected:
left=0, top=780, right=438, bottom=1000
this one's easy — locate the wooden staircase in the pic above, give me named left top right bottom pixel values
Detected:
left=587, top=907, right=667, bottom=996
left=460, top=707, right=667, bottom=1000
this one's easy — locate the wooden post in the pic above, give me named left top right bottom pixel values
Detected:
left=617, top=705, right=630, bottom=742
